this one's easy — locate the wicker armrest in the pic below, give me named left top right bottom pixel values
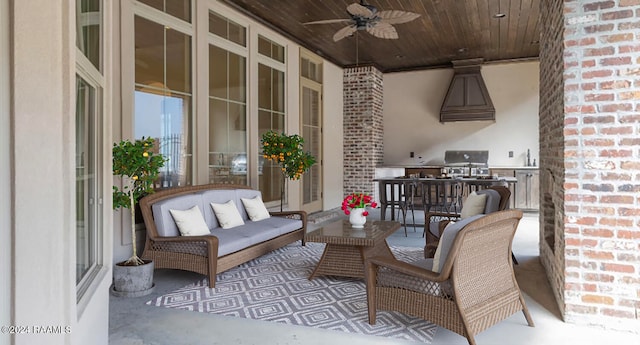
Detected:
left=367, top=255, right=446, bottom=282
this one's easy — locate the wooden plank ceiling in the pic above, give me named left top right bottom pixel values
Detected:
left=222, top=0, right=540, bottom=72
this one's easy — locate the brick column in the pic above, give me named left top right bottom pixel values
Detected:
left=540, top=0, right=640, bottom=332
left=343, top=65, right=384, bottom=196
left=538, top=0, right=567, bottom=323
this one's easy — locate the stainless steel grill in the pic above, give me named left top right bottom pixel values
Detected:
left=443, top=150, right=490, bottom=177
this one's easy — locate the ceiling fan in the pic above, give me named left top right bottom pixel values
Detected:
left=302, top=1, right=420, bottom=42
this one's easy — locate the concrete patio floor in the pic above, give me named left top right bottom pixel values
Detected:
left=109, top=209, right=640, bottom=345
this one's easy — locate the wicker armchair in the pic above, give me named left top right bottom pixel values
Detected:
left=424, top=185, right=511, bottom=258
left=365, top=210, right=534, bottom=345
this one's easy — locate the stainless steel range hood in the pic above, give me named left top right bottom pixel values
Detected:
left=440, top=58, right=495, bottom=122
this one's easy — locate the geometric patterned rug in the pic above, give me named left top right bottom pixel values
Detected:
left=147, top=241, right=437, bottom=343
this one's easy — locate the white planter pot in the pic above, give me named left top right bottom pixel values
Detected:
left=349, top=208, right=367, bottom=228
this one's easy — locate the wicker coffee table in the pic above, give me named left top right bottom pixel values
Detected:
left=305, top=219, right=400, bottom=279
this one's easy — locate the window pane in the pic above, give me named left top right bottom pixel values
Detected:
left=209, top=42, right=247, bottom=185
left=75, top=75, right=98, bottom=285
left=258, top=35, right=285, bottom=63
left=273, top=44, right=285, bottom=63
left=258, top=109, right=271, bottom=135
left=134, top=16, right=192, bottom=93
left=134, top=90, right=192, bottom=187
left=258, top=36, right=270, bottom=58
left=76, top=0, right=101, bottom=71
left=138, top=0, right=191, bottom=22
left=257, top=57, right=286, bottom=203
left=228, top=53, right=246, bottom=102
left=273, top=69, right=284, bottom=112
left=208, top=11, right=227, bottom=39
left=302, top=88, right=311, bottom=126
left=134, top=16, right=164, bottom=86
left=228, top=21, right=246, bottom=47
left=258, top=64, right=271, bottom=109
left=209, top=11, right=246, bottom=47
left=165, top=27, right=191, bottom=93
left=209, top=45, right=228, bottom=98
left=134, top=14, right=193, bottom=187
left=301, top=58, right=309, bottom=78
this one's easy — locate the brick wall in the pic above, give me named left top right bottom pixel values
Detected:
left=540, top=0, right=640, bottom=331
left=539, top=0, right=567, bottom=319
left=343, top=65, right=384, bottom=196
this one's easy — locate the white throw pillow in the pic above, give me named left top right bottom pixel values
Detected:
left=210, top=200, right=245, bottom=229
left=460, top=192, right=488, bottom=219
left=169, top=205, right=211, bottom=236
left=432, top=221, right=455, bottom=273
left=241, top=196, right=271, bottom=221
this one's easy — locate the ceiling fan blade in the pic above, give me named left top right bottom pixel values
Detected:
left=366, top=22, right=398, bottom=39
left=302, top=18, right=353, bottom=25
left=333, top=25, right=358, bottom=42
left=347, top=2, right=374, bottom=18
left=377, top=10, right=421, bottom=24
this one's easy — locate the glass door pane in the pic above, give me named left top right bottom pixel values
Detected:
left=75, top=75, right=97, bottom=285
left=258, top=64, right=285, bottom=203
left=301, top=84, right=322, bottom=212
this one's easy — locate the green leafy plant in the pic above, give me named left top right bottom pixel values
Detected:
left=113, top=137, right=166, bottom=266
left=261, top=131, right=316, bottom=210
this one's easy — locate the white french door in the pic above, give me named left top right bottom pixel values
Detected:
left=300, top=79, right=322, bottom=213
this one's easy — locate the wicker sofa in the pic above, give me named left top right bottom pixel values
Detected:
left=139, top=184, right=307, bottom=288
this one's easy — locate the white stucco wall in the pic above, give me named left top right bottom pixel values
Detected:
left=383, top=61, right=540, bottom=167
left=12, top=1, right=73, bottom=344
left=322, top=61, right=345, bottom=210
left=7, top=2, right=111, bottom=344
left=1, top=0, right=11, bottom=344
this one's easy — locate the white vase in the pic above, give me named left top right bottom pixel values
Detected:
left=349, top=208, right=367, bottom=228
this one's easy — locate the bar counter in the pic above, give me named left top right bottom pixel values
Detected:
left=373, top=176, right=517, bottom=222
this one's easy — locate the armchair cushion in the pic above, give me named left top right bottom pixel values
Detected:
left=460, top=192, right=487, bottom=219
left=477, top=188, right=501, bottom=213
left=432, top=214, right=484, bottom=272
left=432, top=221, right=455, bottom=272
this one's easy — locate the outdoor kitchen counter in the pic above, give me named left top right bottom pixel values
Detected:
left=380, top=165, right=539, bottom=169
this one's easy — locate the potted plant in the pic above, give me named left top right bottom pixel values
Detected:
left=111, top=137, right=166, bottom=297
left=261, top=131, right=316, bottom=211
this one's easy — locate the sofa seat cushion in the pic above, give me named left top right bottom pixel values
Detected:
left=256, top=217, right=304, bottom=236
left=209, top=217, right=302, bottom=256
left=209, top=230, right=255, bottom=257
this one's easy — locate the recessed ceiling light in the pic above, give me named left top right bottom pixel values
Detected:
left=395, top=55, right=405, bottom=59
left=493, top=13, right=506, bottom=18
left=457, top=48, right=468, bottom=53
